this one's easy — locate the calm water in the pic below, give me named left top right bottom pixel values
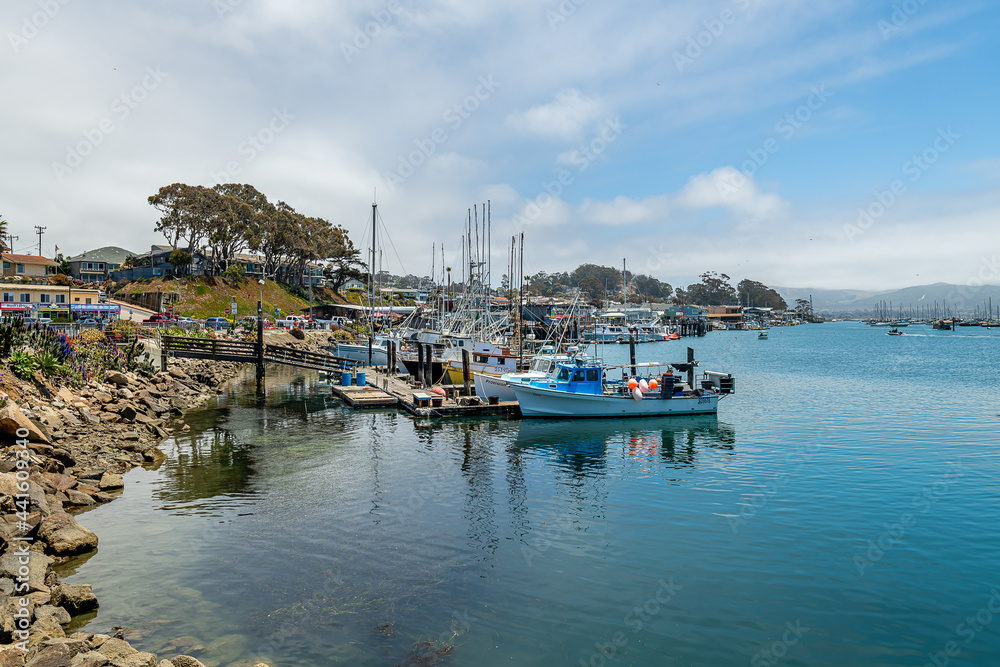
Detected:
left=60, top=323, right=1000, bottom=666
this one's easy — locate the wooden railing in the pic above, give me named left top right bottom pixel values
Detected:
left=161, top=335, right=358, bottom=372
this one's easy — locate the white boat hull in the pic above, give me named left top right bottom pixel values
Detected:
left=473, top=372, right=518, bottom=402
left=511, top=383, right=720, bottom=418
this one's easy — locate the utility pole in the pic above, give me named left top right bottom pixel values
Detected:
left=34, top=226, right=46, bottom=256
left=5, top=235, right=18, bottom=253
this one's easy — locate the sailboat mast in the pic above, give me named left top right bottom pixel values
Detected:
left=369, top=200, right=377, bottom=366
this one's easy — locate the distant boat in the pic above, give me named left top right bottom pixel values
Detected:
left=886, top=328, right=904, bottom=336
left=758, top=332, right=768, bottom=340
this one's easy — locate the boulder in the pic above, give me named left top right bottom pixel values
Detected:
left=41, top=473, right=76, bottom=492
left=33, top=605, right=71, bottom=626
left=168, top=658, right=206, bottom=667
left=0, top=402, right=49, bottom=444
left=66, top=490, right=96, bottom=506
left=29, top=614, right=65, bottom=639
left=69, top=652, right=110, bottom=667
left=37, top=513, right=98, bottom=556
left=0, top=551, right=53, bottom=594
left=77, top=409, right=101, bottom=426
left=95, top=638, right=135, bottom=660
left=51, top=584, right=98, bottom=615
left=120, top=654, right=158, bottom=667
left=97, top=474, right=124, bottom=491
left=0, top=647, right=26, bottom=666
left=92, top=392, right=114, bottom=405
left=103, top=372, right=129, bottom=387
left=23, top=643, right=71, bottom=667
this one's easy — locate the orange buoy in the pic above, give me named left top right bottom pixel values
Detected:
left=627, top=378, right=638, bottom=390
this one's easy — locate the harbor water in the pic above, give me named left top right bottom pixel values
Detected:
left=59, top=322, right=1000, bottom=666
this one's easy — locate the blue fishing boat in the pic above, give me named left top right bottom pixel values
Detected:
left=510, top=348, right=735, bottom=419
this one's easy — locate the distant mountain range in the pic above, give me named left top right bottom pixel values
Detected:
left=774, top=283, right=1000, bottom=316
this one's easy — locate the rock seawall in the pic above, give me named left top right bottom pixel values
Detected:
left=0, top=358, right=271, bottom=667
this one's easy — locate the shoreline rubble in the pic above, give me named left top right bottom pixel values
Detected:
left=0, top=355, right=270, bottom=667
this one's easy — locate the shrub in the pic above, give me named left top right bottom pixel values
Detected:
left=9, top=350, right=38, bottom=379
left=290, top=328, right=305, bottom=340
left=35, top=350, right=63, bottom=376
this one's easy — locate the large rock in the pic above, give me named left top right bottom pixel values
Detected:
left=97, top=474, right=123, bottom=491
left=0, top=402, right=49, bottom=444
left=29, top=614, right=65, bottom=639
left=34, top=605, right=71, bottom=626
left=0, top=646, right=26, bottom=666
left=168, top=658, right=206, bottom=667
left=0, top=551, right=52, bottom=594
left=51, top=584, right=98, bottom=615
left=96, top=639, right=135, bottom=661
left=23, top=642, right=70, bottom=666
left=69, top=652, right=109, bottom=667
left=37, top=513, right=98, bottom=556
left=103, top=372, right=129, bottom=387
left=120, top=654, right=157, bottom=667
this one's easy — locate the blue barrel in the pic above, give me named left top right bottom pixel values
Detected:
left=356, top=372, right=366, bottom=386
left=341, top=372, right=352, bottom=386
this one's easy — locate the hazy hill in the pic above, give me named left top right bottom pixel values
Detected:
left=775, top=283, right=1000, bottom=316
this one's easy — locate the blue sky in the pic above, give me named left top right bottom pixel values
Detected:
left=2, top=0, right=999, bottom=291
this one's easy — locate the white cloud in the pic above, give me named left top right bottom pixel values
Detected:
left=579, top=195, right=670, bottom=226
left=676, top=167, right=791, bottom=225
left=505, top=89, right=608, bottom=141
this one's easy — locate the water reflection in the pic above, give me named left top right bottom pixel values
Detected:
left=155, top=428, right=258, bottom=515
left=512, top=415, right=736, bottom=471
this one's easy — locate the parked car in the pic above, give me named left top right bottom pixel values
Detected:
left=23, top=316, right=53, bottom=325
left=146, top=314, right=176, bottom=323
left=175, top=316, right=199, bottom=329
left=78, top=318, right=104, bottom=328
left=276, top=315, right=310, bottom=329
left=204, top=317, right=230, bottom=330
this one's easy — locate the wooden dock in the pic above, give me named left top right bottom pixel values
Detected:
left=331, top=368, right=520, bottom=419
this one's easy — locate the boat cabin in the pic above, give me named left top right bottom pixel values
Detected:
left=533, top=363, right=604, bottom=395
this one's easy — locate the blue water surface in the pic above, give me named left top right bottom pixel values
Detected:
left=63, top=323, right=1000, bottom=666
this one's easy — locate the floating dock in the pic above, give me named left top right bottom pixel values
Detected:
left=330, top=368, right=520, bottom=419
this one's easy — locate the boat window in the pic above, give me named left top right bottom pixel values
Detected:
left=556, top=368, right=571, bottom=381
left=531, top=359, right=546, bottom=372
left=572, top=370, right=586, bottom=382
left=587, top=369, right=599, bottom=382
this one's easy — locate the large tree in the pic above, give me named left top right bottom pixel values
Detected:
left=737, top=279, right=787, bottom=310
left=683, top=271, right=738, bottom=305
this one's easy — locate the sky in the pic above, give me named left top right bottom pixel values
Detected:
left=2, top=0, right=999, bottom=291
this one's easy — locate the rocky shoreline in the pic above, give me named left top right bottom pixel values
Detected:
left=0, top=355, right=264, bottom=667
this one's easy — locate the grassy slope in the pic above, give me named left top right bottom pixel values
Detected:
left=115, top=276, right=362, bottom=319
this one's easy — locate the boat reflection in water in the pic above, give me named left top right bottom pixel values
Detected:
left=512, top=414, right=736, bottom=471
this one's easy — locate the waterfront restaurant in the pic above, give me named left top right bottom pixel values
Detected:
left=0, top=282, right=118, bottom=320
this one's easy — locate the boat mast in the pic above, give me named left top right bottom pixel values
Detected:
left=369, top=199, right=376, bottom=366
